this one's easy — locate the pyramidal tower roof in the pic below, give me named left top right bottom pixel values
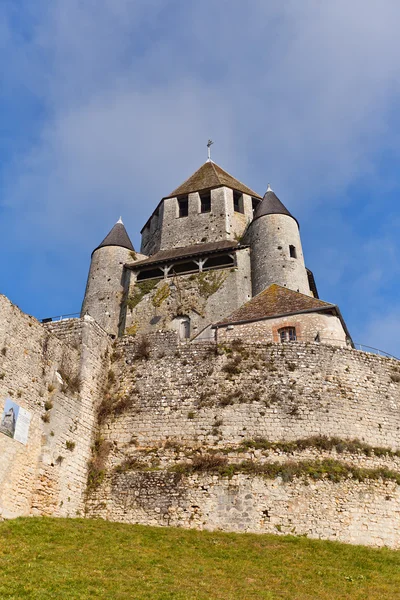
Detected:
left=164, top=161, right=262, bottom=199
left=93, top=217, right=134, bottom=255
left=253, top=185, right=298, bottom=226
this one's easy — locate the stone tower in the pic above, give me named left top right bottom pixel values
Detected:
left=81, top=218, right=135, bottom=336
left=250, top=186, right=312, bottom=297
left=140, top=160, right=262, bottom=256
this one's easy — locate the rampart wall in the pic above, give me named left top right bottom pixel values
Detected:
left=0, top=298, right=111, bottom=519
left=86, top=335, right=400, bottom=548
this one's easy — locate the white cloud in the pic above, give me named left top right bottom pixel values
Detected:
left=1, top=0, right=400, bottom=342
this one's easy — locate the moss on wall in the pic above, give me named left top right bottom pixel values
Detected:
left=127, top=280, right=159, bottom=310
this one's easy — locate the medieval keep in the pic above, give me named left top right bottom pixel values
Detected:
left=81, top=159, right=352, bottom=346
left=1, top=155, right=400, bottom=549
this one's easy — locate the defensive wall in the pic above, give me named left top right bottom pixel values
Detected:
left=0, top=295, right=111, bottom=519
left=86, top=334, right=400, bottom=548
left=1, top=295, right=400, bottom=548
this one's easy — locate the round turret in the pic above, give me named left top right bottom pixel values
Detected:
left=250, top=186, right=312, bottom=297
left=81, top=218, right=135, bottom=336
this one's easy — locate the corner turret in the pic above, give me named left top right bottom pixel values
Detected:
left=250, top=186, right=312, bottom=297
left=81, top=218, right=135, bottom=336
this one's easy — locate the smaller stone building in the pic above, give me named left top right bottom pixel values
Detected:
left=213, top=284, right=352, bottom=346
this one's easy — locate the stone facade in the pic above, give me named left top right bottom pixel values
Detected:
left=82, top=335, right=400, bottom=548
left=250, top=213, right=311, bottom=297
left=0, top=296, right=111, bottom=519
left=81, top=245, right=134, bottom=336
left=141, top=188, right=254, bottom=256
left=1, top=295, right=400, bottom=547
left=124, top=249, right=252, bottom=339
left=216, top=311, right=348, bottom=346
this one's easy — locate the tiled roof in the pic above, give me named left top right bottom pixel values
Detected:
left=253, top=188, right=297, bottom=225
left=93, top=220, right=134, bottom=255
left=128, top=240, right=242, bottom=268
left=215, top=284, right=334, bottom=326
left=165, top=161, right=262, bottom=199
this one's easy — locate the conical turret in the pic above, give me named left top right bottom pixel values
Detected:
left=250, top=186, right=312, bottom=297
left=92, top=217, right=134, bottom=254
left=81, top=218, right=135, bottom=336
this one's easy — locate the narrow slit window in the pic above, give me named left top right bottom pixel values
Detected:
left=233, top=191, right=244, bottom=213
left=200, top=192, right=211, bottom=213
left=178, top=197, right=188, bottom=218
left=289, top=245, right=297, bottom=258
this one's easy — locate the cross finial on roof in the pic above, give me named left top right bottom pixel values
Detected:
left=117, top=216, right=123, bottom=224
left=207, top=139, right=214, bottom=162
left=266, top=183, right=273, bottom=192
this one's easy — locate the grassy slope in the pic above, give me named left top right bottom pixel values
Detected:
left=0, top=518, right=399, bottom=600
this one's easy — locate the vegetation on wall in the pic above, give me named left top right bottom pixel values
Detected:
left=151, top=283, right=170, bottom=308
left=87, top=435, right=112, bottom=492
left=127, top=279, right=158, bottom=310
left=170, top=456, right=400, bottom=485
left=196, top=271, right=228, bottom=299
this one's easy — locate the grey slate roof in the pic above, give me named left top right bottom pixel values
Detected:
left=164, top=161, right=262, bottom=200
left=253, top=189, right=298, bottom=226
left=93, top=220, right=134, bottom=255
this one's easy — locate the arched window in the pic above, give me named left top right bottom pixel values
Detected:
left=278, top=327, right=296, bottom=342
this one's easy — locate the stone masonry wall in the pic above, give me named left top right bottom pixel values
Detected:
left=216, top=312, right=347, bottom=346
left=0, top=297, right=111, bottom=519
left=86, top=336, right=400, bottom=547
left=124, top=249, right=252, bottom=338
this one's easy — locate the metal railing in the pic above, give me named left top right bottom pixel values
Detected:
left=353, top=343, right=398, bottom=361
left=270, top=336, right=399, bottom=361
left=41, top=312, right=80, bottom=324
left=39, top=315, right=399, bottom=361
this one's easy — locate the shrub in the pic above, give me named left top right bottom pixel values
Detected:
left=87, top=436, right=112, bottom=492
left=135, top=336, right=151, bottom=360
left=41, top=412, right=50, bottom=423
left=191, top=454, right=227, bottom=472
left=66, top=440, right=76, bottom=451
left=47, top=384, right=55, bottom=393
left=222, top=356, right=242, bottom=376
left=44, top=400, right=53, bottom=411
left=390, top=373, right=400, bottom=383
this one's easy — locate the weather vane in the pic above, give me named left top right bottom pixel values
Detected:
left=207, top=139, right=214, bottom=161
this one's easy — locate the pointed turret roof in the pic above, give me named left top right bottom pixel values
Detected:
left=253, top=185, right=298, bottom=226
left=164, top=161, right=262, bottom=199
left=214, top=284, right=334, bottom=327
left=93, top=218, right=134, bottom=255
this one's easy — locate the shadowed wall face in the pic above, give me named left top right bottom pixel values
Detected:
left=81, top=245, right=133, bottom=336
left=251, top=214, right=311, bottom=297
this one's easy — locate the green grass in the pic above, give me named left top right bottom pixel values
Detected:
left=0, top=518, right=399, bottom=599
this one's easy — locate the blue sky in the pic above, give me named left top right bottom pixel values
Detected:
left=0, top=1, right=400, bottom=356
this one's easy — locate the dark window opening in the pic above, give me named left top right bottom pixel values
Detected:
left=200, top=191, right=211, bottom=213
left=233, top=190, right=244, bottom=213
left=289, top=245, right=297, bottom=258
left=137, top=267, right=164, bottom=281
left=171, top=261, right=198, bottom=275
left=252, top=197, right=261, bottom=214
left=279, top=327, right=297, bottom=342
left=203, top=254, right=235, bottom=270
left=178, top=197, right=188, bottom=217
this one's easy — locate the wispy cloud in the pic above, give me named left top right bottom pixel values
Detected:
left=0, top=1, right=399, bottom=352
